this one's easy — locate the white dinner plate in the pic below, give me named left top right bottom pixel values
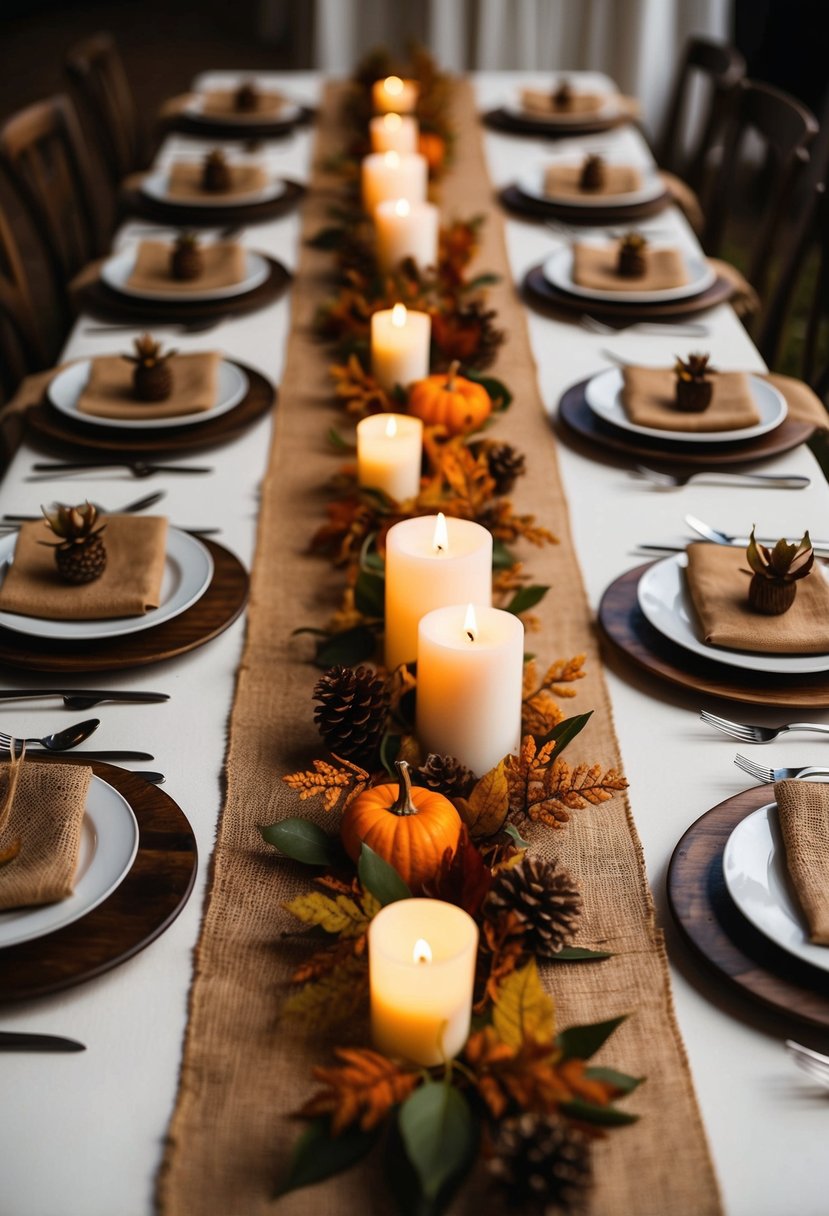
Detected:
left=542, top=244, right=715, bottom=303
left=516, top=160, right=664, bottom=208
left=637, top=553, right=829, bottom=675
left=0, top=527, right=214, bottom=642
left=0, top=776, right=139, bottom=949
left=100, top=248, right=269, bottom=303
left=140, top=167, right=286, bottom=209
left=503, top=90, right=618, bottom=125
left=584, top=367, right=788, bottom=444
left=723, top=801, right=829, bottom=974
left=47, top=358, right=249, bottom=432
left=183, top=93, right=301, bottom=125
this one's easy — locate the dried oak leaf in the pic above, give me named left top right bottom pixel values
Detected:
left=454, top=758, right=510, bottom=839
left=283, top=888, right=374, bottom=938
left=421, top=825, right=493, bottom=918
left=299, top=1047, right=420, bottom=1135
left=282, top=956, right=367, bottom=1033
left=310, top=496, right=377, bottom=566
left=282, top=756, right=369, bottom=813
left=291, top=933, right=368, bottom=984
left=475, top=909, right=526, bottom=1013
left=330, top=354, right=392, bottom=419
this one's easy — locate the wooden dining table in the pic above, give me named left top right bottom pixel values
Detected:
left=1, top=70, right=828, bottom=1216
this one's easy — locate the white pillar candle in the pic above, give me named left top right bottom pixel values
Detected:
left=361, top=151, right=428, bottom=214
left=375, top=198, right=439, bottom=272
left=356, top=413, right=423, bottom=502
left=371, top=303, right=431, bottom=392
left=369, top=898, right=478, bottom=1066
left=372, top=75, right=419, bottom=115
left=384, top=513, right=492, bottom=671
left=417, top=604, right=524, bottom=777
left=370, top=112, right=419, bottom=154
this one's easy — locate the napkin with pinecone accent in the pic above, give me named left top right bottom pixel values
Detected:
left=774, top=779, right=829, bottom=945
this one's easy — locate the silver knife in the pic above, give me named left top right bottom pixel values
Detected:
left=0, top=1031, right=85, bottom=1052
left=0, top=690, right=169, bottom=707
left=637, top=541, right=829, bottom=559
left=1, top=750, right=157, bottom=761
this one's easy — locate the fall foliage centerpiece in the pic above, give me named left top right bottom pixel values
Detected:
left=673, top=352, right=715, bottom=412
left=169, top=232, right=203, bottom=281
left=616, top=232, right=647, bottom=278
left=202, top=148, right=232, bottom=193
left=579, top=154, right=606, bottom=192
left=41, top=502, right=107, bottom=585
left=123, top=334, right=175, bottom=402
left=746, top=526, right=814, bottom=615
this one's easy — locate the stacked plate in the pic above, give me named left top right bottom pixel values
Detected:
left=140, top=166, right=287, bottom=211
left=515, top=157, right=665, bottom=212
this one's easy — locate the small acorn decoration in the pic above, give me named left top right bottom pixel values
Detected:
left=123, top=334, right=176, bottom=402
left=170, top=232, right=203, bottom=281
left=202, top=148, right=232, bottom=193
left=579, top=154, right=606, bottom=192
left=552, top=79, right=574, bottom=110
left=41, top=502, right=107, bottom=585
left=674, top=352, right=715, bottom=412
left=616, top=232, right=647, bottom=278
left=234, top=80, right=259, bottom=112
left=746, top=526, right=814, bottom=616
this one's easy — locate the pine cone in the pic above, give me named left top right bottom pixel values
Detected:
left=486, top=856, right=582, bottom=957
left=486, top=443, right=526, bottom=495
left=414, top=753, right=475, bottom=799
left=312, top=665, right=389, bottom=764
left=487, top=1112, right=592, bottom=1215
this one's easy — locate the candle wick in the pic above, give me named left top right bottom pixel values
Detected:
left=466, top=630, right=475, bottom=642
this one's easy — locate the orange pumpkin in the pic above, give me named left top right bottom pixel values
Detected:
left=418, top=131, right=446, bottom=174
left=340, top=760, right=461, bottom=890
left=408, top=361, right=492, bottom=436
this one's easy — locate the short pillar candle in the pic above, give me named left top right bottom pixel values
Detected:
left=370, top=112, right=419, bottom=154
left=370, top=303, right=431, bottom=392
left=356, top=413, right=423, bottom=502
left=372, top=75, right=419, bottom=114
left=375, top=198, right=439, bottom=272
left=416, top=604, right=524, bottom=777
left=361, top=151, right=428, bottom=214
left=369, top=898, right=478, bottom=1066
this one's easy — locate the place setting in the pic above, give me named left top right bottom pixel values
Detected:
left=159, top=75, right=315, bottom=140
left=499, top=150, right=672, bottom=224
left=483, top=75, right=639, bottom=137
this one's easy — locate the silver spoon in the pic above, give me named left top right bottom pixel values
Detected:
left=0, top=718, right=100, bottom=752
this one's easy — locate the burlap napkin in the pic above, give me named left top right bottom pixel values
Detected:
left=77, top=352, right=221, bottom=420
left=621, top=365, right=760, bottom=432
left=0, top=515, right=168, bottom=620
left=685, top=541, right=829, bottom=654
left=707, top=258, right=760, bottom=318
left=166, top=162, right=269, bottom=201
left=199, top=89, right=285, bottom=118
left=521, top=88, right=608, bottom=116
left=774, top=779, right=829, bottom=945
left=765, top=372, right=828, bottom=430
left=544, top=164, right=643, bottom=198
left=0, top=757, right=92, bottom=911
left=127, top=241, right=245, bottom=294
left=572, top=242, right=688, bottom=292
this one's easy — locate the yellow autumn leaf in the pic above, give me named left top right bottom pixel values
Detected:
left=284, top=891, right=370, bottom=938
left=455, top=759, right=509, bottom=839
left=396, top=734, right=422, bottom=769
left=282, top=958, right=367, bottom=1031
left=493, top=958, right=555, bottom=1048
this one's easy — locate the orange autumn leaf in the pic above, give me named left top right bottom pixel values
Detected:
left=299, top=1047, right=420, bottom=1134
left=283, top=756, right=369, bottom=812
left=454, top=758, right=509, bottom=839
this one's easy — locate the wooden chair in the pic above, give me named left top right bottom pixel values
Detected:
left=0, top=203, right=50, bottom=394
left=655, top=36, right=746, bottom=194
left=65, top=32, right=147, bottom=184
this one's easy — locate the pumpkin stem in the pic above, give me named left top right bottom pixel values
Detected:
left=445, top=360, right=461, bottom=392
left=390, top=760, right=418, bottom=816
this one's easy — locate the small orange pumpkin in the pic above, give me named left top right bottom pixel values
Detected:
left=418, top=131, right=446, bottom=174
left=340, top=760, right=461, bottom=890
left=408, top=360, right=492, bottom=436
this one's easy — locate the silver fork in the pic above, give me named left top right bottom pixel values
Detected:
left=786, top=1041, right=829, bottom=1088
left=581, top=316, right=710, bottom=338
left=686, top=515, right=825, bottom=550
left=734, top=755, right=829, bottom=783
left=633, top=464, right=808, bottom=490
left=701, top=710, right=829, bottom=744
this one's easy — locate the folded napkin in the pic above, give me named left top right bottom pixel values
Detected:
left=521, top=88, right=608, bottom=116
left=166, top=161, right=269, bottom=201
left=544, top=164, right=643, bottom=199
left=572, top=242, right=688, bottom=292
left=199, top=88, right=285, bottom=118
left=77, top=352, right=221, bottom=420
left=127, top=240, right=246, bottom=294
left=621, top=366, right=760, bottom=432
left=685, top=541, right=829, bottom=654
left=0, top=758, right=92, bottom=911
left=0, top=514, right=168, bottom=620
left=774, top=779, right=829, bottom=945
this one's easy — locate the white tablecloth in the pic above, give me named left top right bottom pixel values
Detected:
left=1, top=72, right=827, bottom=1216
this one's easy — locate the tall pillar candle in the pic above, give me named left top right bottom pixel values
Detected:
left=370, top=112, right=418, bottom=154
left=416, top=604, right=524, bottom=776
left=372, top=75, right=419, bottom=114
left=384, top=514, right=492, bottom=671
left=356, top=413, right=423, bottom=502
left=370, top=303, right=431, bottom=392
left=361, top=151, right=428, bottom=214
left=369, top=898, right=478, bottom=1066
left=375, top=198, right=439, bottom=271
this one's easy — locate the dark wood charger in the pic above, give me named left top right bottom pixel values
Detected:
left=73, top=255, right=290, bottom=325
left=0, top=759, right=197, bottom=1004
left=523, top=261, right=734, bottom=321
left=558, top=377, right=816, bottom=467
left=25, top=362, right=276, bottom=457
left=499, top=183, right=671, bottom=225
left=161, top=102, right=315, bottom=141
left=668, top=785, right=829, bottom=1032
left=0, top=538, right=248, bottom=674
left=598, top=561, right=829, bottom=708
left=120, top=178, right=306, bottom=228
left=483, top=106, right=631, bottom=138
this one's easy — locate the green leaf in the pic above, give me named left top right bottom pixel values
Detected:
left=557, top=1014, right=627, bottom=1061
left=327, top=426, right=354, bottom=453
left=506, top=584, right=549, bottom=616
left=307, top=225, right=347, bottom=250
left=314, top=625, right=378, bottom=668
left=399, top=1083, right=477, bottom=1201
left=354, top=568, right=386, bottom=618
left=384, top=1108, right=478, bottom=1216
left=549, top=946, right=612, bottom=962
left=259, top=818, right=343, bottom=867
left=585, top=1067, right=644, bottom=1095
left=491, top=538, right=517, bottom=570
left=358, top=842, right=412, bottom=906
left=359, top=533, right=385, bottom=573
left=276, top=1116, right=379, bottom=1196
left=462, top=273, right=502, bottom=292
left=503, top=822, right=529, bottom=849
left=559, top=1098, right=639, bottom=1127
left=536, top=710, right=593, bottom=753
left=462, top=368, right=512, bottom=410
left=380, top=731, right=401, bottom=778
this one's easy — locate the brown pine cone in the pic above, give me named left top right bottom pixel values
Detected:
left=312, top=665, right=389, bottom=764
left=487, top=1112, right=592, bottom=1215
left=414, top=753, right=475, bottom=799
left=486, top=443, right=526, bottom=495
left=485, top=856, right=582, bottom=957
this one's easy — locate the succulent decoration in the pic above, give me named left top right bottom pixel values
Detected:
left=170, top=231, right=203, bottom=281
left=234, top=79, right=259, bottom=112
left=616, top=232, right=647, bottom=278
left=41, top=502, right=107, bottom=585
left=673, top=352, right=715, bottom=412
left=123, top=334, right=176, bottom=402
left=202, top=148, right=232, bottom=193
left=579, top=154, right=606, bottom=192
left=552, top=79, right=574, bottom=110
left=746, top=526, right=814, bottom=615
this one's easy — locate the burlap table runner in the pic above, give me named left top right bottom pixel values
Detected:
left=544, top=163, right=643, bottom=199
left=775, top=780, right=829, bottom=944
left=573, top=242, right=688, bottom=292
left=128, top=241, right=245, bottom=293
left=157, top=80, right=721, bottom=1215
left=167, top=162, right=269, bottom=201
left=621, top=366, right=760, bottom=432
left=78, top=352, right=220, bottom=419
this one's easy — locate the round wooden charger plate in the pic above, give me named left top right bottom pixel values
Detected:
left=0, top=759, right=197, bottom=1004
left=499, top=183, right=671, bottom=225
left=598, top=561, right=829, bottom=708
left=162, top=103, right=315, bottom=141
left=523, top=261, right=733, bottom=321
left=0, top=538, right=248, bottom=674
left=558, top=377, right=815, bottom=467
left=668, top=785, right=829, bottom=1031
left=121, top=177, right=305, bottom=228
left=73, top=255, right=290, bottom=325
left=482, top=106, right=630, bottom=138
left=25, top=362, right=276, bottom=457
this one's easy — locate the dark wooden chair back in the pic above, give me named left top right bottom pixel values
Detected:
left=656, top=37, right=745, bottom=192
left=65, top=32, right=146, bottom=182
left=0, top=203, right=47, bottom=403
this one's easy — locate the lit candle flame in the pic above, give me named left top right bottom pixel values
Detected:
left=432, top=511, right=448, bottom=553
left=384, top=75, right=404, bottom=97
left=394, top=198, right=411, bottom=217
left=391, top=302, right=407, bottom=328
left=384, top=112, right=402, bottom=130
left=384, top=415, right=398, bottom=438
left=384, top=150, right=400, bottom=169
left=413, top=938, right=432, bottom=964
left=464, top=603, right=477, bottom=643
